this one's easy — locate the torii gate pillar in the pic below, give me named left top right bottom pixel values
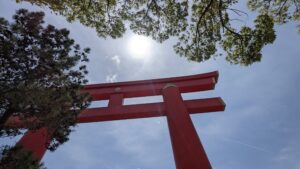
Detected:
left=6, top=71, right=225, bottom=169
left=163, top=85, right=211, bottom=169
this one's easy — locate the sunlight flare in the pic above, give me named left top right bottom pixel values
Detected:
left=127, top=35, right=152, bottom=59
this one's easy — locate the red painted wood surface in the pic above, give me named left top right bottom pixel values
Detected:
left=17, top=128, right=51, bottom=161
left=78, top=97, right=225, bottom=123
left=84, top=71, right=218, bottom=89
left=162, top=85, right=212, bottom=169
left=5, top=98, right=225, bottom=126
left=82, top=71, right=218, bottom=100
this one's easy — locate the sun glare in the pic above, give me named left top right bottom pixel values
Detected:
left=127, top=35, right=152, bottom=59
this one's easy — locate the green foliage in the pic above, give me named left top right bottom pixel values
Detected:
left=222, top=14, right=276, bottom=65
left=0, top=9, right=91, bottom=150
left=173, top=0, right=276, bottom=65
left=248, top=0, right=300, bottom=33
left=123, top=0, right=189, bottom=42
left=15, top=0, right=293, bottom=65
left=16, top=0, right=126, bottom=38
left=0, top=145, right=45, bottom=169
left=174, top=0, right=224, bottom=62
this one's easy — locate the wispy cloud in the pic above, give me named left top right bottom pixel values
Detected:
left=271, top=139, right=300, bottom=168
left=106, top=74, right=118, bottom=82
left=111, top=55, right=121, bottom=66
left=222, top=137, right=271, bottom=153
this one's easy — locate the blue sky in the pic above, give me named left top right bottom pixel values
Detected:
left=1, top=1, right=300, bottom=169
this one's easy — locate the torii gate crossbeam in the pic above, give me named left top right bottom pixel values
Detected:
left=5, top=71, right=225, bottom=169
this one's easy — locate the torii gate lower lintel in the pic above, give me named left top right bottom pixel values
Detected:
left=6, top=71, right=225, bottom=169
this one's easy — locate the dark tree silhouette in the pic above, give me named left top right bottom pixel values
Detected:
left=0, top=9, right=90, bottom=152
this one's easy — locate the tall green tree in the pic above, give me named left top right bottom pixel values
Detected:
left=16, top=0, right=280, bottom=65
left=0, top=9, right=90, bottom=152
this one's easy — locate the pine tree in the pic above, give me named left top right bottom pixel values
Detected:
left=0, top=9, right=91, bottom=152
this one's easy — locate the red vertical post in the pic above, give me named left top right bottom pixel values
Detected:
left=108, top=93, right=124, bottom=107
left=108, top=93, right=123, bottom=112
left=162, top=84, right=212, bottom=169
left=17, top=128, right=50, bottom=161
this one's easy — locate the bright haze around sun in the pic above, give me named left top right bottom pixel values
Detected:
left=127, top=35, right=154, bottom=60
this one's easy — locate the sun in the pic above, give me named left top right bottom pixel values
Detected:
left=127, top=35, right=152, bottom=59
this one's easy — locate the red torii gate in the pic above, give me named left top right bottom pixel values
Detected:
left=7, top=71, right=225, bottom=169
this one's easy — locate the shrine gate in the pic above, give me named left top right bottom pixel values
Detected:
left=6, top=71, right=225, bottom=169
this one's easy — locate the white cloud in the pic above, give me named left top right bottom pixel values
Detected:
left=106, top=74, right=118, bottom=82
left=267, top=140, right=300, bottom=169
left=111, top=55, right=121, bottom=66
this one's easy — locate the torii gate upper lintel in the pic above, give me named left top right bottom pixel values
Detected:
left=6, top=71, right=225, bottom=169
